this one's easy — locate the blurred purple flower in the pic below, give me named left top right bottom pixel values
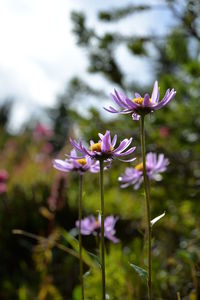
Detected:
left=0, top=183, right=7, bottom=194
left=70, top=130, right=136, bottom=163
left=76, top=214, right=120, bottom=243
left=105, top=81, right=176, bottom=120
left=34, top=123, right=53, bottom=139
left=159, top=126, right=170, bottom=138
left=0, top=170, right=8, bottom=194
left=103, top=215, right=120, bottom=243
left=76, top=215, right=97, bottom=235
left=53, top=149, right=99, bottom=175
left=42, top=142, right=54, bottom=154
left=119, top=152, right=169, bottom=190
left=0, top=170, right=8, bottom=182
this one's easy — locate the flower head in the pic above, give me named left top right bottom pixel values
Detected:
left=70, top=130, right=136, bottom=162
left=105, top=81, right=176, bottom=120
left=76, top=215, right=98, bottom=235
left=103, top=215, right=120, bottom=243
left=76, top=214, right=119, bottom=243
left=119, top=152, right=169, bottom=189
left=53, top=149, right=99, bottom=175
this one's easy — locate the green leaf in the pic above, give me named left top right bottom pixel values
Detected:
left=87, top=251, right=101, bottom=268
left=61, top=229, right=99, bottom=269
left=151, top=212, right=165, bottom=227
left=129, top=263, right=148, bottom=281
left=72, top=285, right=81, bottom=300
left=83, top=270, right=91, bottom=278
left=69, top=228, right=78, bottom=237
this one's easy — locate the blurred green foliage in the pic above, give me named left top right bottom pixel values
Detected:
left=0, top=0, right=200, bottom=299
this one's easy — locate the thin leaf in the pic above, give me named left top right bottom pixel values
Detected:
left=87, top=251, right=101, bottom=268
left=12, top=229, right=79, bottom=259
left=83, top=270, right=91, bottom=278
left=151, top=212, right=165, bottom=227
left=61, top=229, right=99, bottom=268
left=129, top=263, right=148, bottom=281
left=69, top=228, right=78, bottom=237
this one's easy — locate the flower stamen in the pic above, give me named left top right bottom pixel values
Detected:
left=90, top=142, right=102, bottom=152
left=76, top=158, right=87, bottom=166
left=135, top=162, right=143, bottom=171
left=132, top=97, right=144, bottom=105
left=132, top=97, right=151, bottom=106
left=90, top=142, right=114, bottom=152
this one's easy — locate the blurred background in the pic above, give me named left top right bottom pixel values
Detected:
left=0, top=0, right=200, bottom=299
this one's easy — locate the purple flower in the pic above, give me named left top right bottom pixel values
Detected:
left=104, top=81, right=176, bottom=120
left=0, top=170, right=8, bottom=194
left=53, top=149, right=99, bottom=175
left=76, top=215, right=98, bottom=235
left=103, top=215, right=120, bottom=243
left=0, top=170, right=9, bottom=182
left=76, top=214, right=120, bottom=243
left=70, top=130, right=136, bottom=163
left=34, top=122, right=53, bottom=139
left=119, top=152, right=169, bottom=190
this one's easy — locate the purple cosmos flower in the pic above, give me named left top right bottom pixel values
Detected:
left=104, top=81, right=176, bottom=120
left=53, top=149, right=99, bottom=175
left=119, top=152, right=169, bottom=190
left=70, top=130, right=136, bottom=163
left=76, top=214, right=120, bottom=243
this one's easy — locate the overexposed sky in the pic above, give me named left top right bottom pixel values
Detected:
left=0, top=0, right=175, bottom=130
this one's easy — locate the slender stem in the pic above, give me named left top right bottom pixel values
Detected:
left=100, top=160, right=106, bottom=300
left=96, top=231, right=100, bottom=256
left=78, top=174, right=84, bottom=300
left=140, top=116, right=152, bottom=300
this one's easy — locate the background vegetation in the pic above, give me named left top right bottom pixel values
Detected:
left=0, top=0, right=200, bottom=299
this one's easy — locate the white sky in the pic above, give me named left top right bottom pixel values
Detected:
left=0, top=0, right=175, bottom=130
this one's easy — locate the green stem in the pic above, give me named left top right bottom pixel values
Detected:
left=78, top=174, right=84, bottom=300
left=100, top=160, right=106, bottom=300
left=140, top=116, right=152, bottom=300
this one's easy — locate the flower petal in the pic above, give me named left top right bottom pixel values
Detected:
left=114, top=146, right=136, bottom=157
left=101, top=131, right=112, bottom=152
left=135, top=92, right=141, bottom=98
left=117, top=157, right=136, bottom=162
left=53, top=159, right=73, bottom=172
left=103, top=106, right=120, bottom=113
left=151, top=81, right=158, bottom=103
left=143, top=94, right=150, bottom=106
left=114, top=89, right=130, bottom=108
left=132, top=113, right=140, bottom=121
left=111, top=134, right=117, bottom=147
left=153, top=90, right=176, bottom=110
left=113, top=138, right=133, bottom=154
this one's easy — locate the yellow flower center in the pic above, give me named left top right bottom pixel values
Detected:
left=90, top=142, right=102, bottom=152
left=135, top=162, right=143, bottom=171
left=132, top=97, right=144, bottom=105
left=76, top=158, right=87, bottom=166
left=90, top=142, right=113, bottom=152
left=132, top=97, right=151, bottom=106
